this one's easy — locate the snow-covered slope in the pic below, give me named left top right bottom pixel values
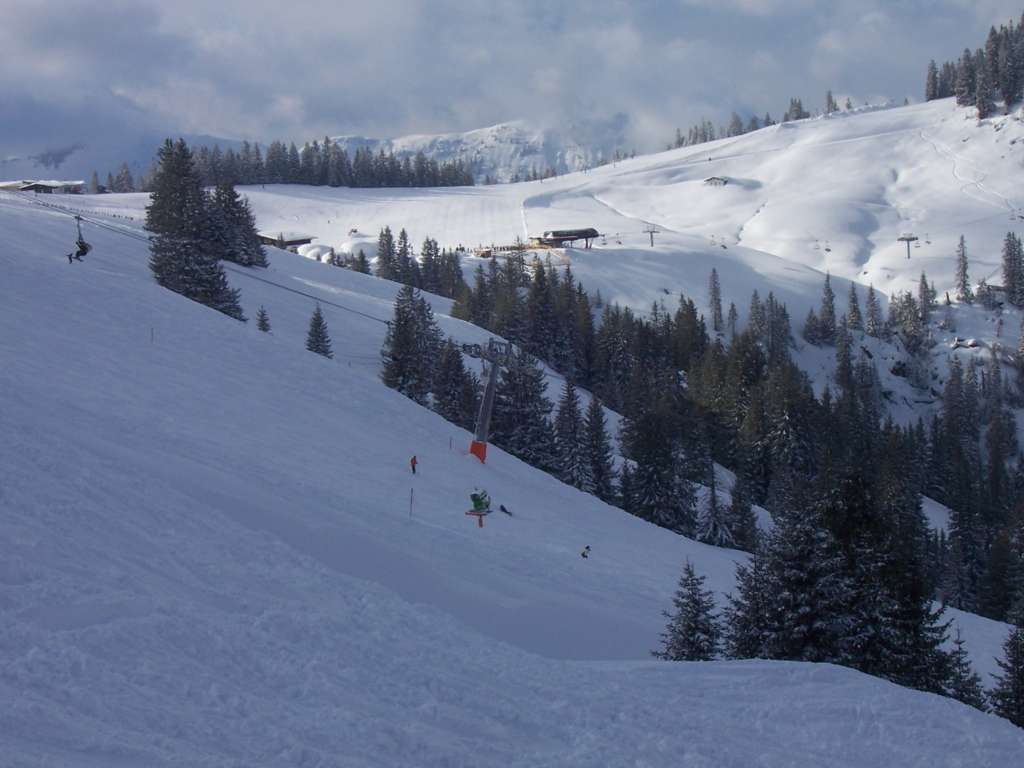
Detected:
left=329, top=114, right=631, bottom=183
left=3, top=192, right=1023, bottom=765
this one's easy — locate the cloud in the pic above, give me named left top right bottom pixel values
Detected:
left=1, top=0, right=1021, bottom=159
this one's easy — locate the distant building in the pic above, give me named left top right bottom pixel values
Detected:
left=257, top=231, right=315, bottom=252
left=704, top=176, right=729, bottom=187
left=14, top=180, right=85, bottom=194
left=529, top=228, right=600, bottom=248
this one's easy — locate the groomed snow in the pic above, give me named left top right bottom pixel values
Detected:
left=3, top=191, right=1023, bottom=766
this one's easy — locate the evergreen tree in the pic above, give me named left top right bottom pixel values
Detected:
left=583, top=396, right=616, bottom=503
left=926, top=60, right=940, bottom=101
left=865, top=284, right=883, bottom=338
left=256, top=305, right=270, bottom=332
left=1003, top=232, right=1023, bottom=306
left=990, top=612, right=1024, bottom=727
left=554, top=379, right=588, bottom=489
left=352, top=249, right=371, bottom=274
left=847, top=283, right=863, bottom=331
left=709, top=268, right=724, bottom=334
left=727, top=302, right=738, bottom=339
left=432, top=339, right=479, bottom=430
left=88, top=170, right=99, bottom=194
left=945, top=628, right=988, bottom=711
left=145, top=139, right=244, bottom=321
left=381, top=285, right=440, bottom=404
left=375, top=226, right=397, bottom=280
left=491, top=349, right=557, bottom=472
left=955, top=49, right=977, bottom=106
left=654, top=561, right=720, bottom=661
left=697, top=460, right=735, bottom=548
left=976, top=55, right=997, bottom=119
left=917, top=271, right=934, bottom=324
left=955, top=235, right=973, bottom=303
left=305, top=304, right=333, bottom=358
left=818, top=272, right=837, bottom=344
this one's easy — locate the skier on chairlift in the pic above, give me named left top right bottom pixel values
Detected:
left=67, top=216, right=91, bottom=264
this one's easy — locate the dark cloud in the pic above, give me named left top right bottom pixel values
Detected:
left=2, top=0, right=1022, bottom=159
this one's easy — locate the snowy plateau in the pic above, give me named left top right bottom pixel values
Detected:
left=3, top=97, right=1024, bottom=766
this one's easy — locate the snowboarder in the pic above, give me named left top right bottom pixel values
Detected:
left=499, top=504, right=511, bottom=516
left=581, top=545, right=591, bottom=559
left=470, top=488, right=491, bottom=514
left=410, top=455, right=417, bottom=475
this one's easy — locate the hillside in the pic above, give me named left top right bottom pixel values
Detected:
left=329, top=115, right=631, bottom=183
left=3, top=191, right=1023, bottom=765
left=68, top=99, right=1024, bottom=429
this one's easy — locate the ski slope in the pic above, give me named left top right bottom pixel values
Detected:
left=2, top=192, right=1023, bottom=766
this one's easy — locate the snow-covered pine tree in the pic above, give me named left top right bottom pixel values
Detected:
left=88, top=170, right=99, bottom=194
left=918, top=271, right=934, bottom=323
left=352, top=249, right=371, bottom=274
left=955, top=49, right=977, bottom=106
left=865, top=284, right=882, bottom=337
left=748, top=290, right=766, bottom=340
left=554, top=379, right=588, bottom=489
left=374, top=226, right=397, bottom=280
left=583, top=396, right=616, bottom=503
left=395, top=228, right=419, bottom=287
left=818, top=272, right=837, bottom=344
left=654, top=561, right=720, bottom=661
left=709, top=268, right=723, bottom=334
left=803, top=307, right=821, bottom=345
left=306, top=304, right=333, bottom=358
left=976, top=55, right=997, bottom=119
left=925, top=60, right=940, bottom=101
left=727, top=302, right=738, bottom=339
left=944, top=628, right=988, bottom=711
left=146, top=139, right=245, bottom=321
left=114, top=162, right=134, bottom=193
left=989, top=611, right=1024, bottom=727
left=727, top=468, right=758, bottom=553
left=432, top=339, right=478, bottom=430
left=491, top=348, right=557, bottom=473
left=1003, top=232, right=1023, bottom=307
left=955, top=235, right=973, bottom=303
left=724, top=548, right=774, bottom=659
left=847, top=283, right=863, bottom=331
left=256, top=306, right=271, bottom=332
left=697, top=459, right=735, bottom=548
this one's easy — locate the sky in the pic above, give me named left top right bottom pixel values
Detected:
left=1, top=0, right=1023, bottom=163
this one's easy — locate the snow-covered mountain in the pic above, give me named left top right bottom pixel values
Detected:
left=329, top=114, right=632, bottom=182
left=7, top=96, right=1024, bottom=764
left=3, top=189, right=1022, bottom=765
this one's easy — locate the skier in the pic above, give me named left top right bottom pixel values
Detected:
left=67, top=239, right=91, bottom=264
left=470, top=488, right=491, bottom=514
left=581, top=545, right=591, bottom=559
left=499, top=503, right=511, bottom=516
left=410, top=455, right=417, bottom=475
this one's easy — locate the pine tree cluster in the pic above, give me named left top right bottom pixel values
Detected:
left=186, top=138, right=474, bottom=189
left=372, top=226, right=467, bottom=299
left=145, top=138, right=256, bottom=321
left=926, top=15, right=1024, bottom=118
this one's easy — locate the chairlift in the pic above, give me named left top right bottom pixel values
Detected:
left=68, top=215, right=92, bottom=262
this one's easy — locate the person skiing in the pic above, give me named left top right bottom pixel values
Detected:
left=410, top=455, right=417, bottom=475
left=580, top=545, right=591, bottom=559
left=67, top=239, right=91, bottom=264
left=470, top=488, right=491, bottom=514
left=499, top=504, right=511, bottom=516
